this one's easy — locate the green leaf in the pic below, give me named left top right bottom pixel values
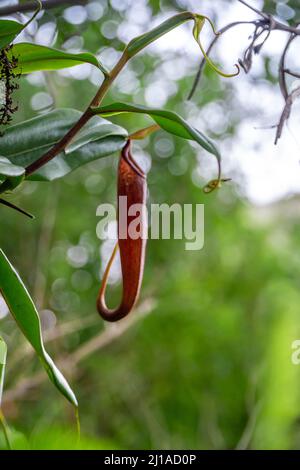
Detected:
left=66, top=118, right=127, bottom=154
left=0, top=109, right=83, bottom=165
left=0, top=249, right=77, bottom=407
left=33, top=135, right=126, bottom=182
left=0, top=109, right=127, bottom=182
left=125, top=11, right=238, bottom=78
left=0, top=1, right=41, bottom=50
left=91, top=102, right=221, bottom=170
left=8, top=43, right=105, bottom=75
left=0, top=20, right=23, bottom=50
left=126, top=11, right=195, bottom=57
left=0, top=157, right=25, bottom=190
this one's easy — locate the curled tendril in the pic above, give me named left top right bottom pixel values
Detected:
left=201, top=15, right=221, bottom=37
left=193, top=15, right=240, bottom=78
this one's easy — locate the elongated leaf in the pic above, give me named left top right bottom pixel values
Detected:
left=0, top=249, right=77, bottom=407
left=125, top=11, right=238, bottom=78
left=0, top=1, right=41, bottom=50
left=0, top=20, right=23, bottom=50
left=126, top=11, right=194, bottom=57
left=8, top=43, right=104, bottom=75
left=0, top=109, right=80, bottom=166
left=0, top=109, right=127, bottom=182
left=0, top=157, right=25, bottom=189
left=92, top=102, right=220, bottom=161
left=32, top=135, right=126, bottom=181
left=66, top=118, right=127, bottom=154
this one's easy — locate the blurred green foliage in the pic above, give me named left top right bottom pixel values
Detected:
left=1, top=0, right=300, bottom=450
left=263, top=0, right=300, bottom=24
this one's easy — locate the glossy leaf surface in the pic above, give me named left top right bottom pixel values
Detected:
left=0, top=249, right=77, bottom=407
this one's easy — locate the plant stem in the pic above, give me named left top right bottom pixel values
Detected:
left=24, top=109, right=92, bottom=176
left=0, top=409, right=11, bottom=450
left=0, top=0, right=88, bottom=16
left=24, top=52, right=129, bottom=177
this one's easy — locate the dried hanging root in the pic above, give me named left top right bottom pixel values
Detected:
left=97, top=140, right=147, bottom=322
left=0, top=46, right=19, bottom=129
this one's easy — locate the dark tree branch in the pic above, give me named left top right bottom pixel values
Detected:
left=237, top=0, right=300, bottom=35
left=238, top=3, right=300, bottom=145
left=275, top=33, right=300, bottom=144
left=188, top=0, right=300, bottom=145
left=238, top=0, right=269, bottom=19
left=279, top=34, right=296, bottom=101
left=0, top=0, right=88, bottom=16
left=275, top=85, right=300, bottom=144
left=188, top=0, right=300, bottom=100
left=239, top=23, right=267, bottom=73
left=284, top=69, right=300, bottom=79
